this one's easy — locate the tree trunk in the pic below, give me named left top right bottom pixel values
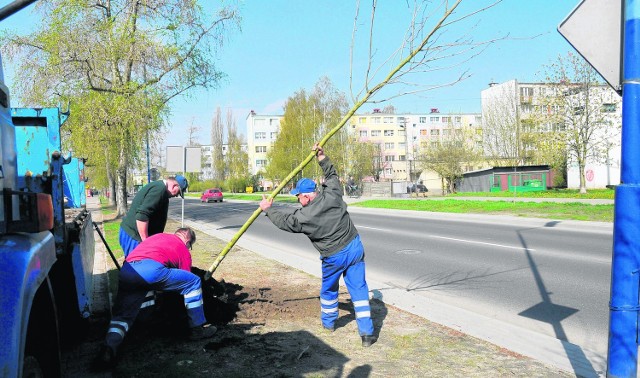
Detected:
left=116, top=148, right=129, bottom=216
left=579, top=162, right=587, bottom=194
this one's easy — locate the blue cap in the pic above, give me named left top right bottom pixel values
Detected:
left=175, top=175, right=188, bottom=197
left=290, top=178, right=316, bottom=196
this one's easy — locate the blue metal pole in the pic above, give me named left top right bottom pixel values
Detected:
left=608, top=1, right=640, bottom=376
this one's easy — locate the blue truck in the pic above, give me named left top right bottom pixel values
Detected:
left=0, top=3, right=96, bottom=376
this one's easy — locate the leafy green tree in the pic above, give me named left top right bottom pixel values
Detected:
left=347, top=141, right=378, bottom=182
left=265, top=77, right=349, bottom=185
left=420, top=126, right=481, bottom=194
left=1, top=0, right=239, bottom=215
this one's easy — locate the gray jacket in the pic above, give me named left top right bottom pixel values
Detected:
left=265, top=157, right=358, bottom=258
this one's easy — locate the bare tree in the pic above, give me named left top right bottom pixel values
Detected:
left=187, top=118, right=202, bottom=147
left=211, top=107, right=225, bottom=180
left=481, top=80, right=521, bottom=166
left=540, top=52, right=621, bottom=193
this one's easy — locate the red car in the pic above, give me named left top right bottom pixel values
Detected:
left=201, top=188, right=223, bottom=203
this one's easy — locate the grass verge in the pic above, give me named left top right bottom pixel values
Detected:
left=351, top=199, right=613, bottom=222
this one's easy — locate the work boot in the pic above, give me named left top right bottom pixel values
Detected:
left=361, top=335, right=377, bottom=347
left=189, top=324, right=217, bottom=340
left=91, top=344, right=117, bottom=371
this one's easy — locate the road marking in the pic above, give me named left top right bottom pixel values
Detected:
left=429, top=235, right=536, bottom=251
left=358, top=225, right=535, bottom=252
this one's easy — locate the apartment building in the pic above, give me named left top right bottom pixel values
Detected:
left=481, top=79, right=622, bottom=188
left=244, top=108, right=481, bottom=190
left=200, top=142, right=247, bottom=180
left=349, top=108, right=482, bottom=185
left=246, top=111, right=282, bottom=182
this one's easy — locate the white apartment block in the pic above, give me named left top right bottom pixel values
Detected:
left=199, top=143, right=247, bottom=180
left=246, top=111, right=282, bottom=182
left=481, top=79, right=622, bottom=188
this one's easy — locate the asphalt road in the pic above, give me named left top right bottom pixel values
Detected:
left=170, top=197, right=613, bottom=376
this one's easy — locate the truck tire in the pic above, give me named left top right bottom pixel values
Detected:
left=24, top=278, right=62, bottom=378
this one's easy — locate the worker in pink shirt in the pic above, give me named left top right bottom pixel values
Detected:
left=94, top=227, right=215, bottom=369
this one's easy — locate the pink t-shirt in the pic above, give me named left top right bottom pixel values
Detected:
left=126, top=233, right=192, bottom=271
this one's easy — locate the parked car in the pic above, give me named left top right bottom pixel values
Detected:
left=201, top=188, right=224, bottom=203
left=407, top=183, right=428, bottom=194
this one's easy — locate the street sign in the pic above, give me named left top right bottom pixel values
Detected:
left=558, top=0, right=622, bottom=93
left=165, top=145, right=202, bottom=173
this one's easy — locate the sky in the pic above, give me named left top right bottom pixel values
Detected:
left=0, top=1, right=582, bottom=148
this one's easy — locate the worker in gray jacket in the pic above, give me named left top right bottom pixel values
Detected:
left=259, top=143, right=376, bottom=347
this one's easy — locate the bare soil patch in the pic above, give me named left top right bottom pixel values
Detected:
left=63, top=220, right=572, bottom=377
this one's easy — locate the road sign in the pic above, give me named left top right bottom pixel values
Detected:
left=166, top=145, right=202, bottom=173
left=558, top=0, right=622, bottom=93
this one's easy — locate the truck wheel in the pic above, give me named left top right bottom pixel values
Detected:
left=25, top=278, right=62, bottom=378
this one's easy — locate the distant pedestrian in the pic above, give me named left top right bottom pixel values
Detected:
left=259, top=143, right=376, bottom=347
left=119, top=175, right=188, bottom=257
left=93, top=227, right=216, bottom=369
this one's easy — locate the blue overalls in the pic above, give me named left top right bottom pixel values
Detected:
left=319, top=235, right=374, bottom=336
left=105, top=259, right=206, bottom=351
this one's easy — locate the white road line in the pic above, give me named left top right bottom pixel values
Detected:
left=358, top=225, right=535, bottom=252
left=430, top=235, right=536, bottom=252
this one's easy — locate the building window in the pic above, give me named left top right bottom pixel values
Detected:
left=420, top=129, right=428, bottom=136
left=455, top=116, right=461, bottom=124
left=384, top=142, right=395, bottom=149
left=256, top=159, right=267, bottom=167
left=383, top=117, right=393, bottom=123
left=602, top=103, right=617, bottom=113
left=255, top=132, right=266, bottom=139
left=384, top=155, right=395, bottom=162
left=441, top=116, right=451, bottom=123
left=269, top=118, right=279, bottom=126
left=359, top=117, right=366, bottom=123
left=442, top=129, right=450, bottom=136
left=399, top=155, right=406, bottom=161
left=359, top=130, right=368, bottom=137
left=270, top=132, right=278, bottom=139
left=384, top=168, right=393, bottom=176
left=384, top=130, right=394, bottom=136
left=430, top=116, right=439, bottom=122
left=430, top=129, right=440, bottom=136
left=520, top=87, right=533, bottom=97
left=372, top=117, right=381, bottom=124
left=254, top=119, right=265, bottom=127
left=419, top=117, right=426, bottom=123
left=255, top=146, right=267, bottom=153
left=371, top=130, right=381, bottom=137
